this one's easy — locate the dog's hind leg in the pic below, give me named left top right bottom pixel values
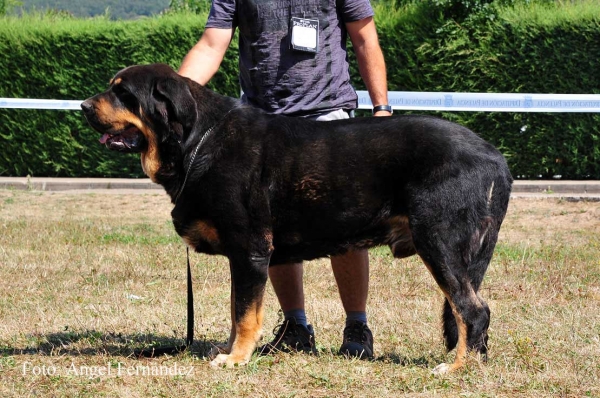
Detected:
left=411, top=213, right=494, bottom=374
left=442, top=221, right=499, bottom=361
left=442, top=215, right=497, bottom=357
left=441, top=177, right=511, bottom=359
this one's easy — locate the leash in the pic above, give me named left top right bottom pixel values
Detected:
left=135, top=247, right=194, bottom=357
left=137, top=108, right=237, bottom=358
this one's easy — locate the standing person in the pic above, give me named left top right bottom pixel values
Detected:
left=178, top=0, right=392, bottom=360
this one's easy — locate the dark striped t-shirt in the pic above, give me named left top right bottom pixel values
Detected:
left=206, top=0, right=374, bottom=116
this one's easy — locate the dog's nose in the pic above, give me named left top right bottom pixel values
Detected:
left=80, top=100, right=94, bottom=115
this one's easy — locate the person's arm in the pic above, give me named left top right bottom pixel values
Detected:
left=346, top=17, right=391, bottom=117
left=178, top=27, right=235, bottom=85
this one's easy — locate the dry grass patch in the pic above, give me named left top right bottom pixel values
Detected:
left=0, top=190, right=598, bottom=397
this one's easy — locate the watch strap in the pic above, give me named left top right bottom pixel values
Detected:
left=372, top=104, right=393, bottom=114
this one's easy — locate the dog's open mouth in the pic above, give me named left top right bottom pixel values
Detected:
left=99, top=126, right=147, bottom=153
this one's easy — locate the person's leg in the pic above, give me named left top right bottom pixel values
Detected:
left=331, top=249, right=374, bottom=359
left=315, top=110, right=372, bottom=358
left=268, top=108, right=346, bottom=321
left=331, top=249, right=369, bottom=313
left=257, top=263, right=316, bottom=354
left=268, top=263, right=307, bottom=325
left=260, top=109, right=357, bottom=356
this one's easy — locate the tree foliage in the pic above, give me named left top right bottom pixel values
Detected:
left=167, top=0, right=211, bottom=15
left=1, top=0, right=21, bottom=15
left=12, top=0, right=170, bottom=19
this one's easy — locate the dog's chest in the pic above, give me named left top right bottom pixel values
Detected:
left=173, top=216, right=222, bottom=254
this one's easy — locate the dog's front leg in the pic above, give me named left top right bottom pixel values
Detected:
left=210, top=252, right=269, bottom=368
left=208, top=282, right=237, bottom=359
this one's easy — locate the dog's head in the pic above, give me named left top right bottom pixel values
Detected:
left=81, top=63, right=198, bottom=180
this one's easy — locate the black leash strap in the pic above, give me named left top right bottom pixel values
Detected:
left=185, top=246, right=195, bottom=347
left=135, top=247, right=194, bottom=357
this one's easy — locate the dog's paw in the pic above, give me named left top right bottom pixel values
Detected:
left=209, top=354, right=248, bottom=369
left=208, top=344, right=231, bottom=360
left=432, top=363, right=452, bottom=376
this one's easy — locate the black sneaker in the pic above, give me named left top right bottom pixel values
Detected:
left=257, top=318, right=317, bottom=355
left=339, top=320, right=374, bottom=360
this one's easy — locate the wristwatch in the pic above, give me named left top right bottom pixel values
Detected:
left=372, top=104, right=393, bottom=115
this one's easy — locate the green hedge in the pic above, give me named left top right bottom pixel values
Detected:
left=0, top=13, right=239, bottom=177
left=360, top=0, right=600, bottom=179
left=1, top=1, right=599, bottom=178
left=402, top=1, right=600, bottom=179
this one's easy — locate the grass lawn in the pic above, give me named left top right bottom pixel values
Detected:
left=0, top=190, right=599, bottom=397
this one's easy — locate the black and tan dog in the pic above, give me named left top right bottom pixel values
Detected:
left=81, top=63, right=512, bottom=374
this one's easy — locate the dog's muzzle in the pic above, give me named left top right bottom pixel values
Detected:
left=81, top=100, right=147, bottom=153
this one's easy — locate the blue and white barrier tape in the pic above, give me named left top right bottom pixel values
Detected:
left=0, top=98, right=83, bottom=110
left=357, top=91, right=600, bottom=113
left=2, top=92, right=600, bottom=112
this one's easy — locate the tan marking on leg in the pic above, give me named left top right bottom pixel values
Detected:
left=449, top=307, right=468, bottom=371
left=209, top=284, right=236, bottom=359
left=210, top=296, right=264, bottom=368
left=433, top=293, right=469, bottom=375
left=420, top=259, right=471, bottom=375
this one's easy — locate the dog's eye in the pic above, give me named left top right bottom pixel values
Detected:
left=113, top=85, right=136, bottom=105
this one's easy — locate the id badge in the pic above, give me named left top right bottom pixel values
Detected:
left=291, top=17, right=319, bottom=53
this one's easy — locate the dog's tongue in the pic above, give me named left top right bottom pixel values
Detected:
left=99, top=133, right=111, bottom=144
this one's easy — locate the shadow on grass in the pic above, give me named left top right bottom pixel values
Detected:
left=373, top=352, right=442, bottom=368
left=2, top=331, right=447, bottom=369
left=0, top=330, right=220, bottom=359
left=314, top=346, right=444, bottom=368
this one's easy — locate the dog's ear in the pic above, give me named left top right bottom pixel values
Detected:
left=153, top=77, right=198, bottom=135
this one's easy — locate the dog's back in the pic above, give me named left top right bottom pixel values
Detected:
left=245, top=114, right=511, bottom=264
